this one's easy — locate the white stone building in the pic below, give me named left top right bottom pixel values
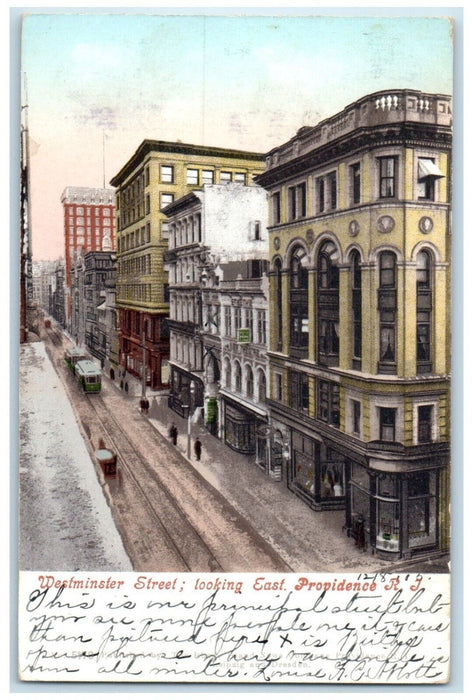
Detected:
left=163, top=183, right=271, bottom=466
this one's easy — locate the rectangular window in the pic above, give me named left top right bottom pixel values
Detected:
left=257, top=310, right=266, bottom=345
left=161, top=221, right=169, bottom=238
left=274, top=372, right=283, bottom=402
left=234, top=307, right=242, bottom=335
left=161, top=165, right=174, bottom=183
left=328, top=172, right=337, bottom=209
left=234, top=172, right=246, bottom=184
left=380, top=407, right=396, bottom=442
left=288, top=182, right=306, bottom=220
left=202, top=170, right=214, bottom=185
left=317, top=380, right=340, bottom=427
left=272, top=192, right=281, bottom=224
left=289, top=371, right=309, bottom=414
left=351, top=162, right=361, bottom=205
left=224, top=307, right=232, bottom=336
left=352, top=399, right=361, bottom=436
left=146, top=194, right=150, bottom=215
left=245, top=308, right=253, bottom=340
left=220, top=171, right=232, bottom=184
left=317, top=177, right=325, bottom=213
left=379, top=157, right=396, bottom=198
left=160, top=193, right=174, bottom=208
left=187, top=168, right=199, bottom=185
left=417, top=405, right=433, bottom=443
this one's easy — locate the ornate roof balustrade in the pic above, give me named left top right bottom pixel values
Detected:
left=264, top=90, right=452, bottom=171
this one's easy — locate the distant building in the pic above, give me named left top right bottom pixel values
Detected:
left=70, top=249, right=115, bottom=365
left=102, top=274, right=119, bottom=381
left=255, top=89, right=452, bottom=560
left=110, top=140, right=265, bottom=395
left=31, top=260, right=57, bottom=312
left=50, top=259, right=66, bottom=327
left=70, top=251, right=85, bottom=345
left=83, top=251, right=116, bottom=366
left=61, top=186, right=115, bottom=326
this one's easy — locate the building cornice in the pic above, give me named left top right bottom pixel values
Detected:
left=110, top=139, right=265, bottom=186
left=256, top=122, right=452, bottom=188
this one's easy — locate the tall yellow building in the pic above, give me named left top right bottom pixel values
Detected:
left=255, top=90, right=452, bottom=560
left=110, top=140, right=265, bottom=391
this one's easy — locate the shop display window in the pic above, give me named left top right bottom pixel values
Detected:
left=407, top=471, right=437, bottom=547
left=292, top=431, right=316, bottom=497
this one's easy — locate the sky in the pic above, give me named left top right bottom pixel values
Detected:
left=17, top=9, right=455, bottom=261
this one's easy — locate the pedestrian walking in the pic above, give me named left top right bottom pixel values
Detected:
left=194, top=438, right=202, bottom=461
left=169, top=424, right=178, bottom=446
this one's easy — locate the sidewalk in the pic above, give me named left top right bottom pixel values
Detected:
left=116, top=388, right=449, bottom=574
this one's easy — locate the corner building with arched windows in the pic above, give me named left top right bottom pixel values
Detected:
left=255, top=90, right=452, bottom=560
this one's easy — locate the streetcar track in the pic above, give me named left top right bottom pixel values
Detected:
left=42, top=320, right=293, bottom=573
left=85, top=392, right=224, bottom=572
left=43, top=322, right=225, bottom=572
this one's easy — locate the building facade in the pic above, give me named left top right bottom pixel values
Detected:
left=102, top=276, right=120, bottom=381
left=31, top=260, right=57, bottom=311
left=70, top=251, right=86, bottom=345
left=163, top=183, right=270, bottom=464
left=83, top=251, right=116, bottom=365
left=110, top=140, right=265, bottom=393
left=255, top=89, right=452, bottom=560
left=50, top=259, right=66, bottom=327
left=61, top=186, right=115, bottom=326
left=216, top=260, right=272, bottom=471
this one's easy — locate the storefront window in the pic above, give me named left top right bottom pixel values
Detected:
left=376, top=499, right=400, bottom=551
left=292, top=431, right=316, bottom=497
left=224, top=403, right=256, bottom=454
left=321, top=452, right=345, bottom=498
left=375, top=474, right=400, bottom=551
left=408, top=471, right=437, bottom=548
left=350, top=463, right=370, bottom=526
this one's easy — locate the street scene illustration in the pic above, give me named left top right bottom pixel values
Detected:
left=19, top=13, right=453, bottom=576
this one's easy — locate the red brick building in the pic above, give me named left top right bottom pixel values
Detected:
left=61, top=186, right=115, bottom=326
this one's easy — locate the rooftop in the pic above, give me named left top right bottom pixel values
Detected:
left=258, top=89, right=452, bottom=184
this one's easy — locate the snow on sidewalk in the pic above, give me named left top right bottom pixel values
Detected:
left=19, top=342, right=131, bottom=571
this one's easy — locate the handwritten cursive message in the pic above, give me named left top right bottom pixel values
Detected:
left=18, top=572, right=450, bottom=683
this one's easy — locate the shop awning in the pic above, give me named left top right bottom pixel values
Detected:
left=418, top=159, right=444, bottom=179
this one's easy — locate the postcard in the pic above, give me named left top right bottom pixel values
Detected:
left=17, top=9, right=456, bottom=686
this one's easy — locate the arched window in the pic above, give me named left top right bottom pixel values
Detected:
left=234, top=362, right=242, bottom=393
left=416, top=249, right=432, bottom=373
left=289, top=246, right=309, bottom=355
left=378, top=251, right=397, bottom=374
left=245, top=366, right=254, bottom=398
left=257, top=369, right=267, bottom=403
left=317, top=241, right=339, bottom=366
left=224, top=357, right=231, bottom=388
left=351, top=250, right=362, bottom=369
